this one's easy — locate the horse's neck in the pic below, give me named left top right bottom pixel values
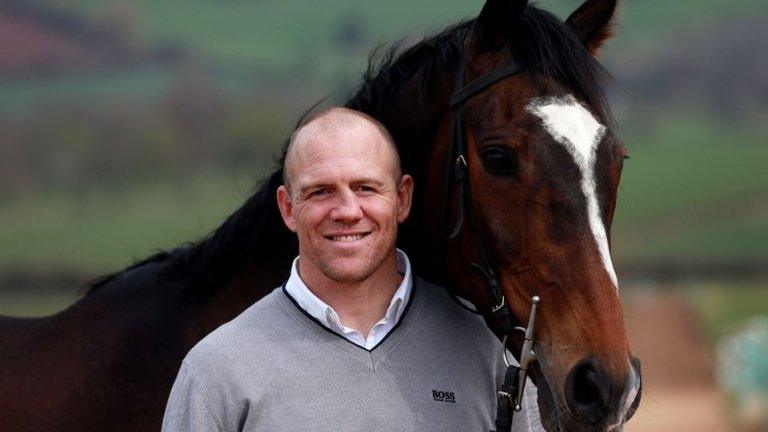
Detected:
left=176, top=202, right=296, bottom=340
left=375, top=71, right=454, bottom=278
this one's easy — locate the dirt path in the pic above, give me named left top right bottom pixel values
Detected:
left=624, top=293, right=730, bottom=432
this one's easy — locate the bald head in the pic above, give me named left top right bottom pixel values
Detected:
left=282, top=107, right=401, bottom=192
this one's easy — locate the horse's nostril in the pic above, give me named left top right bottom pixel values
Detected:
left=574, top=367, right=601, bottom=404
left=565, top=358, right=611, bottom=424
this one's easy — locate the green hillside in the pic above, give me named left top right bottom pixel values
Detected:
left=0, top=170, right=259, bottom=276
left=16, top=0, right=766, bottom=101
left=613, top=112, right=767, bottom=262
left=32, top=0, right=768, bottom=66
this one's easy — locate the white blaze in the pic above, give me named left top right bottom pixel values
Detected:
left=526, top=95, right=619, bottom=288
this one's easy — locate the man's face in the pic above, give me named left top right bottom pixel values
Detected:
left=277, top=120, right=413, bottom=284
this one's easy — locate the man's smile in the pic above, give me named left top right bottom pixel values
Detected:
left=323, top=232, right=372, bottom=242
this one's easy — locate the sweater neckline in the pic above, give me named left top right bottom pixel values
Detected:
left=278, top=277, right=423, bottom=360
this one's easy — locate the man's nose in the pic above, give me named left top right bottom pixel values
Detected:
left=330, top=189, right=363, bottom=222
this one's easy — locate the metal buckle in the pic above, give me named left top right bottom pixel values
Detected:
left=491, top=295, right=506, bottom=313
left=497, top=389, right=514, bottom=409
left=497, top=389, right=513, bottom=401
left=455, top=154, right=467, bottom=169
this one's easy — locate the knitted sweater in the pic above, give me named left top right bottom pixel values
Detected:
left=162, top=277, right=540, bottom=431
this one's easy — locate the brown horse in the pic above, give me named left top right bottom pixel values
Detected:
left=0, top=0, right=640, bottom=430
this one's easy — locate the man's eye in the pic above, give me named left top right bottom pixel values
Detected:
left=310, top=188, right=329, bottom=197
left=355, top=185, right=375, bottom=193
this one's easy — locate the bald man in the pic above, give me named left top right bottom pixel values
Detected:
left=162, top=107, right=540, bottom=432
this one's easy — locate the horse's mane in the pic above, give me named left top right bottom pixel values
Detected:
left=85, top=5, right=613, bottom=298
left=344, top=6, right=614, bottom=125
left=344, top=21, right=471, bottom=123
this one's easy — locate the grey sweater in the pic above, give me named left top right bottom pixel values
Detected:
left=162, top=277, right=541, bottom=431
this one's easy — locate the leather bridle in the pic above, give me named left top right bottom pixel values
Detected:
left=444, top=41, right=524, bottom=336
left=443, top=38, right=540, bottom=432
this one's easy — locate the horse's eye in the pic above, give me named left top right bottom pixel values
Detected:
left=480, top=146, right=517, bottom=176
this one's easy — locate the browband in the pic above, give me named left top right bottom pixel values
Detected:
left=449, top=62, right=525, bottom=110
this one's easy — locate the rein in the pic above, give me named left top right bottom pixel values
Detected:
left=444, top=42, right=540, bottom=432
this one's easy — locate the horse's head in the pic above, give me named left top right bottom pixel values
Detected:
left=426, top=0, right=641, bottom=430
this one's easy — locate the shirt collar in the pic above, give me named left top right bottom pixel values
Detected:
left=284, top=248, right=413, bottom=335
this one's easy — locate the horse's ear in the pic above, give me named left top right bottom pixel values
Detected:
left=472, top=0, right=528, bottom=51
left=478, top=0, right=528, bottom=21
left=565, top=0, right=619, bottom=55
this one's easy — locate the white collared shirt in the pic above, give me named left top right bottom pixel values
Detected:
left=284, top=248, right=413, bottom=350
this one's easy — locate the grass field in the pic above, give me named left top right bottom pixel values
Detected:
left=0, top=67, right=177, bottom=114
left=615, top=113, right=768, bottom=221
left=0, top=168, right=267, bottom=276
left=684, top=280, right=768, bottom=342
left=0, top=290, right=80, bottom=317
left=612, top=112, right=768, bottom=261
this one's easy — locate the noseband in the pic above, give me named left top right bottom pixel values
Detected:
left=444, top=41, right=540, bottom=432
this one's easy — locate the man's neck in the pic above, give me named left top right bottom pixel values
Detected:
left=298, top=254, right=403, bottom=338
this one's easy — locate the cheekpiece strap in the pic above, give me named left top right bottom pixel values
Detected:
left=445, top=43, right=526, bottom=338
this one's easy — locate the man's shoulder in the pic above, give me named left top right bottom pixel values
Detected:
left=415, top=277, right=499, bottom=345
left=416, top=276, right=481, bottom=318
left=182, top=287, right=288, bottom=372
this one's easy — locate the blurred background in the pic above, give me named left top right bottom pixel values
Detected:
left=0, top=0, right=765, bottom=430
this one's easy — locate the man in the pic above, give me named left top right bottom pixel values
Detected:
left=162, top=107, right=539, bottom=431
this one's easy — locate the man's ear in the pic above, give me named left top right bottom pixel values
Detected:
left=565, top=0, right=619, bottom=55
left=276, top=185, right=298, bottom=233
left=396, top=175, right=414, bottom=224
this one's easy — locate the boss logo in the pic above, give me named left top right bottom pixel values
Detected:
left=432, top=390, right=456, bottom=403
